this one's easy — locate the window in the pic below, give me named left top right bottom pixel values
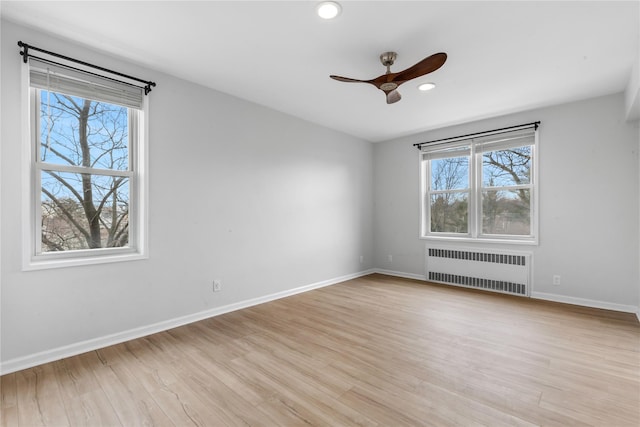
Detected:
left=420, top=125, right=538, bottom=243
left=24, top=58, right=148, bottom=269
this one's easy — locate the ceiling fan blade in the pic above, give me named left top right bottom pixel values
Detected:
left=393, top=52, right=447, bottom=83
left=386, top=90, right=401, bottom=104
left=330, top=75, right=371, bottom=83
left=331, top=51, right=447, bottom=105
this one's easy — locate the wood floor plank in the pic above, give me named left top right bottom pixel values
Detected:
left=152, top=332, right=271, bottom=426
left=240, top=350, right=380, bottom=426
left=86, top=351, right=175, bottom=426
left=52, top=355, right=122, bottom=426
left=2, top=273, right=638, bottom=426
left=0, top=373, right=19, bottom=426
left=14, top=364, right=68, bottom=426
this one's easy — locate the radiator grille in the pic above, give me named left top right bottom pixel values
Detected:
left=426, top=246, right=531, bottom=297
left=427, top=271, right=526, bottom=295
left=428, top=248, right=526, bottom=266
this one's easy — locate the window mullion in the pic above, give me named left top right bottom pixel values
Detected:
left=36, top=162, right=132, bottom=178
left=481, top=183, right=533, bottom=192
left=429, top=188, right=469, bottom=195
left=471, top=143, right=480, bottom=238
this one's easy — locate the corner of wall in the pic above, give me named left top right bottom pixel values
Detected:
left=625, top=57, right=640, bottom=122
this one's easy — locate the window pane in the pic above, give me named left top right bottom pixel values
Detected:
left=482, top=189, right=530, bottom=235
left=41, top=171, right=129, bottom=252
left=39, top=90, right=129, bottom=171
left=430, top=192, right=468, bottom=233
left=431, top=156, right=469, bottom=191
left=482, top=146, right=531, bottom=187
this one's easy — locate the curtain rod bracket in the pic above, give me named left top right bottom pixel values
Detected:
left=18, top=41, right=29, bottom=63
left=144, top=82, right=156, bottom=95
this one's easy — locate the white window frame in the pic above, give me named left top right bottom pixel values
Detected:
left=420, top=125, right=538, bottom=245
left=21, top=63, right=149, bottom=270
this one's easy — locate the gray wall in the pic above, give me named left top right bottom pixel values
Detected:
left=374, top=93, right=640, bottom=310
left=2, top=18, right=639, bottom=372
left=1, top=20, right=374, bottom=366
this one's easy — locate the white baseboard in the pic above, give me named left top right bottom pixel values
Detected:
left=0, top=269, right=376, bottom=376
left=373, top=268, right=426, bottom=281
left=3, top=269, right=636, bottom=375
left=530, top=291, right=639, bottom=314
left=373, top=269, right=640, bottom=317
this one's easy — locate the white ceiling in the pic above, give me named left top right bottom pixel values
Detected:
left=2, top=1, right=639, bottom=142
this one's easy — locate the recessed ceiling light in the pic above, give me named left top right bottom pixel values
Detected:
left=418, top=82, right=436, bottom=91
left=317, top=1, right=342, bottom=19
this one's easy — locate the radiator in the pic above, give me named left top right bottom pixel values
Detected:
left=426, top=245, right=531, bottom=297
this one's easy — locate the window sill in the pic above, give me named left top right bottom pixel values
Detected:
left=23, top=250, right=148, bottom=271
left=420, top=235, right=538, bottom=246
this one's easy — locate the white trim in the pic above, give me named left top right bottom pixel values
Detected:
left=531, top=291, right=638, bottom=314
left=137, top=96, right=149, bottom=259
left=23, top=250, right=148, bottom=271
left=3, top=269, right=636, bottom=374
left=421, top=235, right=538, bottom=246
left=23, top=82, right=149, bottom=270
left=0, top=25, right=3, bottom=379
left=21, top=63, right=33, bottom=270
left=36, top=162, right=133, bottom=177
left=0, top=269, right=375, bottom=375
left=374, top=268, right=426, bottom=281
left=377, top=268, right=637, bottom=315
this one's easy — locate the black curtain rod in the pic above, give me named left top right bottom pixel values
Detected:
left=413, top=121, right=540, bottom=149
left=18, top=41, right=156, bottom=95
left=26, top=54, right=148, bottom=94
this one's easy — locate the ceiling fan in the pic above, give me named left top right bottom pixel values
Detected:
left=330, top=52, right=447, bottom=104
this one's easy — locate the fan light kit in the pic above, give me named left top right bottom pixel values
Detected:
left=418, top=82, right=436, bottom=91
left=317, top=1, right=341, bottom=19
left=330, top=51, right=447, bottom=104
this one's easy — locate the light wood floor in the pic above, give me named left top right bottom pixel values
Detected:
left=2, top=274, right=639, bottom=426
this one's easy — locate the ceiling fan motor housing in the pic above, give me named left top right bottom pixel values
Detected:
left=380, top=82, right=399, bottom=91
left=380, top=51, right=397, bottom=67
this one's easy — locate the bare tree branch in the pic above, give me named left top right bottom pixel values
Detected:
left=40, top=93, right=130, bottom=251
left=41, top=187, right=91, bottom=242
left=45, top=171, right=85, bottom=204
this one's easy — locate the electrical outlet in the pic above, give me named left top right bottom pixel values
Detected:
left=359, top=255, right=364, bottom=263
left=552, top=275, right=561, bottom=286
left=388, top=254, right=393, bottom=262
left=213, top=279, right=222, bottom=292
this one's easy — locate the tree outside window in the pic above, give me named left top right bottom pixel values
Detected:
left=37, top=91, right=133, bottom=253
left=481, top=146, right=531, bottom=236
left=421, top=127, right=536, bottom=242
left=429, top=156, right=469, bottom=233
